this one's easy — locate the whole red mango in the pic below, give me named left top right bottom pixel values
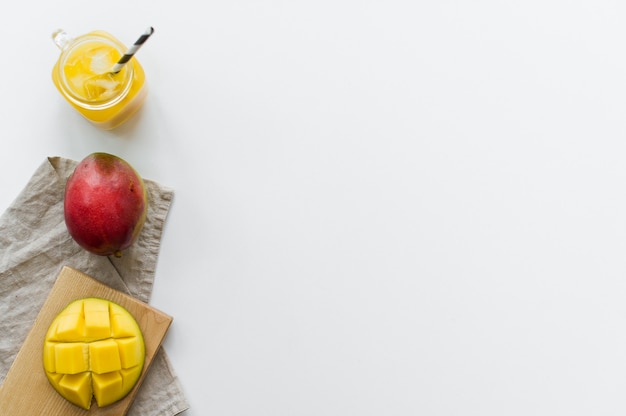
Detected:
left=64, top=153, right=148, bottom=257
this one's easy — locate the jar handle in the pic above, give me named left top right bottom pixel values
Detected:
left=52, top=29, right=72, bottom=50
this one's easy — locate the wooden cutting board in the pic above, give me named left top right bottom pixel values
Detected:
left=0, top=266, right=173, bottom=415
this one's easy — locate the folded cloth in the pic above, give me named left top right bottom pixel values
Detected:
left=0, top=157, right=189, bottom=415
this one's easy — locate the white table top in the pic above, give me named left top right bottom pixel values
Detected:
left=3, top=1, right=626, bottom=414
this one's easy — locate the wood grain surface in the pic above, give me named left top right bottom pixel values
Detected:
left=0, top=266, right=172, bottom=415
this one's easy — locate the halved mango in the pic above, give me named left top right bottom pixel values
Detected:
left=42, top=298, right=145, bottom=410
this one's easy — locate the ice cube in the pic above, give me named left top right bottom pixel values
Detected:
left=84, top=73, right=122, bottom=101
left=68, top=74, right=89, bottom=96
left=89, top=47, right=117, bottom=74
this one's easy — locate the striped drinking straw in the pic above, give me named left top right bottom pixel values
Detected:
left=111, top=27, right=155, bottom=74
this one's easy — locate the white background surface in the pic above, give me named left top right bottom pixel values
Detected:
left=2, top=1, right=626, bottom=414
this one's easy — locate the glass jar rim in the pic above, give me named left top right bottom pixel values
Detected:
left=57, top=34, right=134, bottom=109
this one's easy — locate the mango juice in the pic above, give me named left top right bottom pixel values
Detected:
left=52, top=30, right=148, bottom=130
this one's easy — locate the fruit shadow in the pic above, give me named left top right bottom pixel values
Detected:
left=105, top=104, right=147, bottom=140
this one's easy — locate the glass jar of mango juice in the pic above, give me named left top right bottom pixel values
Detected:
left=52, top=30, right=148, bottom=130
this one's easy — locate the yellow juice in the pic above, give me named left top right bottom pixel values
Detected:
left=52, top=30, right=148, bottom=130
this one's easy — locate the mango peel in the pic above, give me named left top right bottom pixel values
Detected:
left=64, top=152, right=148, bottom=258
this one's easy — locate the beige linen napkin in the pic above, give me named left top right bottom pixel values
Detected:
left=0, top=157, right=189, bottom=415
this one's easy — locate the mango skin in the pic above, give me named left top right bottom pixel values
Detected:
left=64, top=153, right=148, bottom=257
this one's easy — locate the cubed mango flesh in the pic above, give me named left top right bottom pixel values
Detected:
left=43, top=298, right=145, bottom=410
left=58, top=372, right=93, bottom=410
left=84, top=298, right=112, bottom=339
